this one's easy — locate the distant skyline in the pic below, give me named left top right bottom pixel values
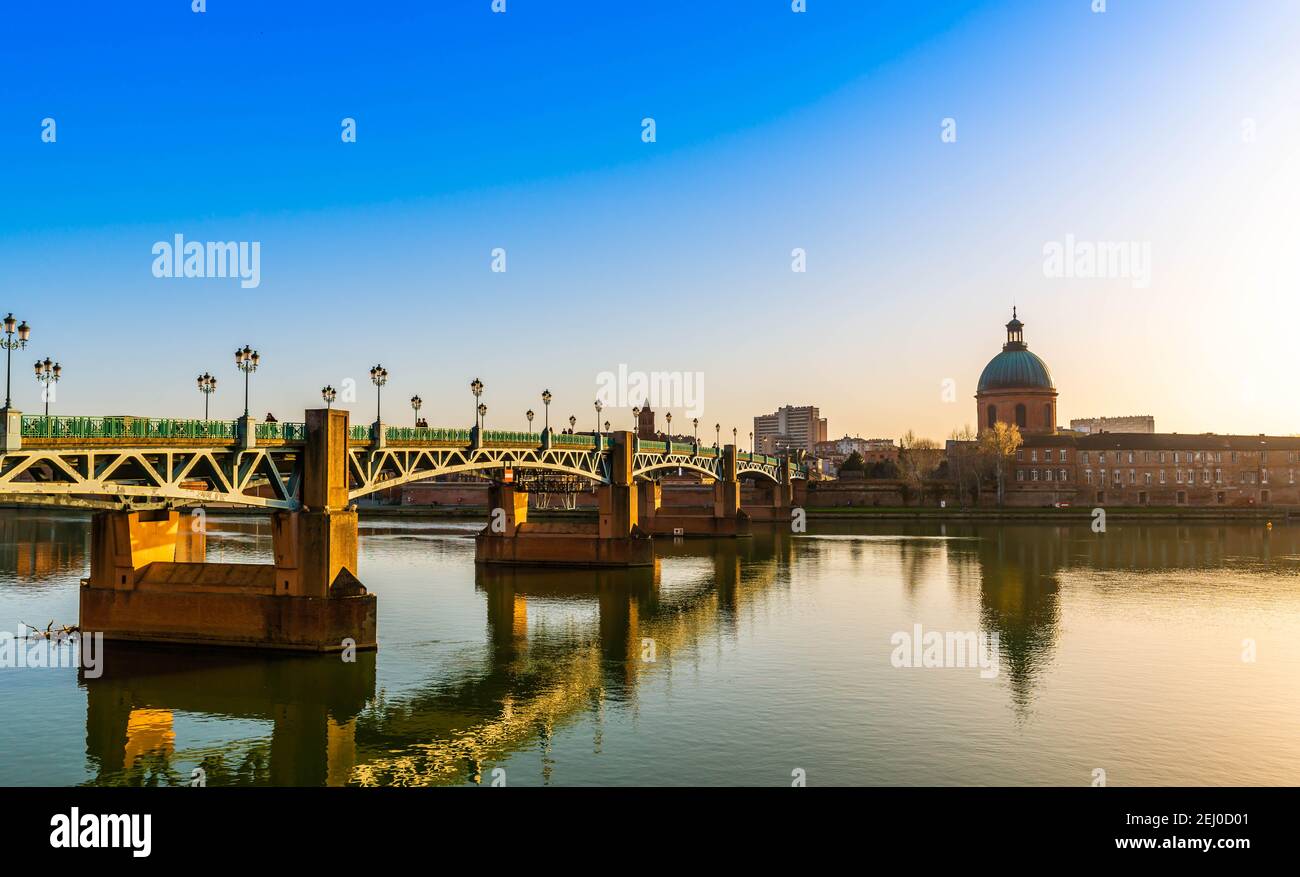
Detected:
left=4, top=1, right=1300, bottom=439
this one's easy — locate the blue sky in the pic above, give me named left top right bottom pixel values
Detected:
left=3, top=1, right=1299, bottom=438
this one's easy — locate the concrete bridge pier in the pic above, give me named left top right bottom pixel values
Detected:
left=743, top=477, right=799, bottom=524
left=642, top=444, right=752, bottom=537
left=475, top=430, right=653, bottom=566
left=79, top=408, right=376, bottom=652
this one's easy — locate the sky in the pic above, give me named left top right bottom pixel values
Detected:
left=2, top=0, right=1299, bottom=440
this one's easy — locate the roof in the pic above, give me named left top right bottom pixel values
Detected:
left=977, top=348, right=1055, bottom=392
left=1020, top=433, right=1300, bottom=451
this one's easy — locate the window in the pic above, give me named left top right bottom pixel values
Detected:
left=1044, top=469, right=1053, bottom=481
left=1158, top=451, right=1166, bottom=464
left=1262, top=469, right=1270, bottom=484
left=1144, top=472, right=1152, bottom=486
left=1045, top=449, right=1053, bottom=462
left=1127, top=452, right=1134, bottom=464
left=1016, top=449, right=1024, bottom=461
left=1085, top=469, right=1093, bottom=484
left=986, top=405, right=996, bottom=430
left=1215, top=469, right=1222, bottom=484
left=1174, top=452, right=1181, bottom=464
left=1059, top=469, right=1068, bottom=481
left=1129, top=469, right=1136, bottom=485
left=1031, top=450, right=1038, bottom=463
left=1015, top=404, right=1027, bottom=428
left=1061, top=450, right=1068, bottom=463
left=1044, top=403, right=1052, bottom=427
left=1138, top=491, right=1148, bottom=505
left=1097, top=490, right=1106, bottom=504
left=1081, top=451, right=1089, bottom=464
left=1262, top=489, right=1271, bottom=503
left=1159, top=470, right=1166, bottom=484
left=1177, top=491, right=1187, bottom=505
left=1113, top=470, right=1122, bottom=485
left=1202, top=470, right=1210, bottom=484
left=1031, top=469, right=1040, bottom=481
left=1177, top=470, right=1184, bottom=483
left=1016, top=469, right=1025, bottom=482
left=1231, top=451, right=1238, bottom=463
left=1216, top=491, right=1225, bottom=504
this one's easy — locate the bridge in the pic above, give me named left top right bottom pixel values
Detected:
left=0, top=408, right=811, bottom=653
left=0, top=413, right=807, bottom=511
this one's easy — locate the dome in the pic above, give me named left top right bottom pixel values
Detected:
left=978, top=348, right=1054, bottom=391
left=977, top=308, right=1055, bottom=392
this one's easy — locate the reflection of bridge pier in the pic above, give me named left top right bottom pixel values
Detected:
left=82, top=643, right=376, bottom=786
left=79, top=408, right=376, bottom=652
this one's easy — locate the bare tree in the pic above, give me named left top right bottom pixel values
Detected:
left=978, top=421, right=1023, bottom=507
left=899, top=430, right=944, bottom=506
left=947, top=425, right=980, bottom=508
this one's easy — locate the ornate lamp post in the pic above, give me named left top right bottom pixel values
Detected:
left=34, top=358, right=61, bottom=416
left=369, top=364, right=388, bottom=423
left=632, top=406, right=641, bottom=433
left=322, top=385, right=337, bottom=409
left=604, top=420, right=610, bottom=433
left=471, top=378, right=484, bottom=428
left=234, top=345, right=260, bottom=417
left=410, top=394, right=422, bottom=426
left=594, top=399, right=603, bottom=436
left=732, top=427, right=738, bottom=448
left=715, top=422, right=721, bottom=449
left=3, top=314, right=31, bottom=410
left=749, top=430, right=754, bottom=453
left=568, top=414, right=576, bottom=434
left=526, top=409, right=534, bottom=434
left=478, top=402, right=487, bottom=432
left=196, top=372, right=217, bottom=419
left=541, top=389, right=552, bottom=432
left=665, top=411, right=672, bottom=441
left=693, top=417, right=699, bottom=442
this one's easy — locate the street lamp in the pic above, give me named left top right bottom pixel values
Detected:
left=632, top=406, right=641, bottom=433
left=478, top=402, right=487, bottom=431
left=693, top=417, right=699, bottom=442
left=369, top=364, right=388, bottom=423
left=541, top=389, right=552, bottom=432
left=604, top=420, right=610, bottom=433
left=410, top=394, right=422, bottom=426
left=594, top=399, right=603, bottom=436
left=471, top=378, right=484, bottom=428
left=749, top=430, right=754, bottom=453
left=196, top=372, right=217, bottom=419
left=34, top=358, right=61, bottom=417
left=526, top=409, right=534, bottom=434
left=322, top=385, right=337, bottom=409
left=715, top=423, right=721, bottom=449
left=234, top=346, right=260, bottom=418
left=732, top=427, right=738, bottom=448
left=2, top=313, right=31, bottom=410
left=665, top=411, right=672, bottom=440
left=568, top=414, right=576, bottom=434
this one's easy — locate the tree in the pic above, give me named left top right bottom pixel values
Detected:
left=839, top=451, right=865, bottom=473
left=978, top=421, right=1023, bottom=507
left=946, top=425, right=981, bottom=509
left=899, top=430, right=944, bottom=506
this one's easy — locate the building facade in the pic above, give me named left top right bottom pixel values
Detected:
left=754, top=405, right=827, bottom=454
left=973, top=309, right=1300, bottom=507
left=1070, top=415, right=1155, bottom=434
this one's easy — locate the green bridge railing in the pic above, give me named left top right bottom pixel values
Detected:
left=551, top=433, right=597, bottom=450
left=21, top=415, right=239, bottom=440
left=385, top=426, right=473, bottom=443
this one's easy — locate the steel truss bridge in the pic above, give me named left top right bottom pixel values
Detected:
left=0, top=415, right=809, bottom=511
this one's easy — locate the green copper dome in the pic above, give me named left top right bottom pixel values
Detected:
left=977, top=309, right=1055, bottom=392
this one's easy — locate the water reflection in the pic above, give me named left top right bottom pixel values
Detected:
left=13, top=513, right=1297, bottom=785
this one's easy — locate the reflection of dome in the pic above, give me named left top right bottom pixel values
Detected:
left=977, top=308, right=1054, bottom=392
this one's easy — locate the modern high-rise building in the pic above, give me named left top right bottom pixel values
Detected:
left=753, top=405, right=827, bottom=454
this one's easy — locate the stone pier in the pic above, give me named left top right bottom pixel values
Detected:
left=641, top=444, right=752, bottom=537
left=475, top=430, right=653, bottom=566
left=79, top=408, right=376, bottom=652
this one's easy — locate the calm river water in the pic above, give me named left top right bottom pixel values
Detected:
left=1, top=509, right=1298, bottom=786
